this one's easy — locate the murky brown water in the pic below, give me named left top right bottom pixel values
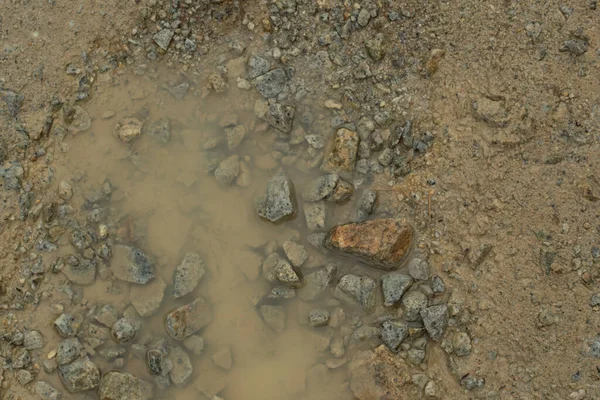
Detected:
left=41, top=65, right=363, bottom=399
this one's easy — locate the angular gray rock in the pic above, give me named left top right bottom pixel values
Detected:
left=130, top=277, right=166, bottom=317
left=225, top=125, right=247, bottom=150
left=248, top=55, right=271, bottom=78
left=169, top=345, right=193, bottom=386
left=381, top=272, right=413, bottom=307
left=401, top=290, right=428, bottom=321
left=111, top=318, right=137, bottom=344
left=252, top=68, right=288, bottom=98
left=214, top=155, right=239, bottom=186
left=172, top=253, right=206, bottom=298
left=35, top=381, right=62, bottom=400
left=59, top=357, right=100, bottom=392
left=299, top=263, right=337, bottom=301
left=283, top=241, right=308, bottom=267
left=350, top=189, right=377, bottom=222
left=94, top=304, right=119, bottom=327
left=164, top=297, right=212, bottom=340
left=407, top=258, right=430, bottom=281
left=99, top=371, right=153, bottom=400
left=24, top=330, right=44, bottom=350
left=153, top=29, right=174, bottom=51
left=260, top=305, right=286, bottom=332
left=255, top=170, right=297, bottom=224
left=334, top=274, right=377, bottom=312
left=302, top=174, right=339, bottom=202
left=57, top=338, right=83, bottom=365
left=62, top=257, right=97, bottom=285
left=264, top=103, right=295, bottom=133
left=304, top=202, right=326, bottom=232
left=431, top=275, right=446, bottom=293
left=262, top=253, right=303, bottom=288
left=54, top=313, right=82, bottom=338
left=380, top=320, right=408, bottom=352
left=111, top=245, right=155, bottom=284
left=421, top=305, right=449, bottom=341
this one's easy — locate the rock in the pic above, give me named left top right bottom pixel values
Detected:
left=357, top=8, right=371, bottom=27
left=563, top=39, right=588, bottom=55
left=12, top=348, right=31, bottom=368
left=17, top=369, right=34, bottom=385
left=407, top=348, right=426, bottom=365
left=302, top=174, right=339, bottom=202
left=334, top=274, right=377, bottom=312
left=401, top=290, right=428, bottom=321
left=168, top=82, right=189, bottom=100
left=322, top=128, right=359, bottom=173
left=380, top=320, right=408, bottom=352
left=164, top=297, right=213, bottom=340
left=325, top=219, right=414, bottom=270
left=328, top=179, right=354, bottom=204
left=114, top=118, right=143, bottom=143
left=208, top=72, right=229, bottom=93
left=183, top=335, right=204, bottom=355
left=283, top=241, right=308, bottom=267
left=70, top=230, right=92, bottom=251
left=264, top=103, right=295, bottom=133
left=348, top=345, right=410, bottom=399
left=248, top=55, right=271, bottom=79
left=252, top=68, right=288, bottom=98
left=212, top=346, right=233, bottom=370
left=54, top=313, right=82, bottom=337
left=453, top=332, right=472, bottom=356
left=57, top=338, right=83, bottom=365
left=130, top=277, right=166, bottom=317
left=591, top=293, right=600, bottom=307
left=309, top=309, right=330, bottom=327
left=173, top=253, right=206, bottom=298
left=366, top=34, right=385, bottom=61
left=62, top=258, right=96, bottom=285
left=169, top=345, right=193, bottom=386
left=268, top=285, right=296, bottom=299
left=0, top=162, right=24, bottom=190
left=100, top=346, right=126, bottom=360
left=99, top=372, right=153, bottom=400
left=59, top=357, right=101, bottom=392
left=111, top=318, right=137, bottom=344
left=215, top=155, right=240, bottom=186
left=260, top=305, right=286, bottom=332
left=350, top=189, right=377, bottom=222
left=421, top=305, right=449, bottom=341
left=147, top=342, right=172, bottom=377
left=408, top=258, right=430, bottom=280
left=35, top=381, right=62, bottom=400
left=299, top=263, right=337, bottom=301
left=382, top=272, right=413, bottom=307
left=255, top=170, right=297, bottom=224
left=263, top=254, right=303, bottom=287
left=1, top=89, right=24, bottom=116
left=153, top=29, right=174, bottom=50
left=147, top=118, right=171, bottom=144
left=84, top=323, right=110, bottom=349
left=111, top=245, right=155, bottom=284
left=304, top=202, right=326, bottom=232
left=24, top=330, right=44, bottom=350
left=431, top=276, right=446, bottom=293
left=94, top=304, right=119, bottom=327
left=58, top=181, right=73, bottom=200
left=225, top=125, right=247, bottom=150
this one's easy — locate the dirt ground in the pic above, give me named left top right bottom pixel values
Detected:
left=1, top=0, right=600, bottom=399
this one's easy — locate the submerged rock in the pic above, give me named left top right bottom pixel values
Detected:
left=299, top=263, right=337, bottom=301
left=114, top=118, right=143, bottom=143
left=169, top=345, right=193, bottom=386
left=59, top=357, right=101, bottom=393
left=130, top=277, right=166, bottom=317
left=255, top=170, right=297, bottom=224
left=172, top=253, right=205, bottom=298
left=260, top=305, right=286, bottom=332
left=111, top=245, right=155, bottom=284
left=214, top=155, right=239, bottom=186
left=99, top=371, right=153, bottom=400
left=264, top=103, right=295, bottom=133
left=164, top=297, right=212, bottom=340
left=325, top=219, right=414, bottom=270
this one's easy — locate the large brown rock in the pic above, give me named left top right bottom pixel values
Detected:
left=348, top=345, right=410, bottom=400
left=325, top=219, right=413, bottom=270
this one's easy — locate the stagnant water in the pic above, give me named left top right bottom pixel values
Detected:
left=37, top=63, right=375, bottom=399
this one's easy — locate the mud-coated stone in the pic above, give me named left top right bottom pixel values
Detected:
left=264, top=103, right=295, bottom=133
left=304, top=202, right=326, bottom=232
left=111, top=245, right=155, bottom=284
left=263, top=253, right=303, bottom=288
left=172, top=253, right=206, bottom=298
left=54, top=313, right=83, bottom=338
left=164, top=297, right=212, bottom=340
left=255, top=170, right=297, bottom=224
left=130, top=277, right=166, bottom=317
left=114, top=118, right=143, bottom=143
left=325, top=219, right=413, bottom=270
left=35, top=381, right=62, bottom=400
left=348, top=345, right=410, bottom=399
left=215, top=155, right=239, bottom=186
left=260, top=305, right=286, bottom=332
left=99, top=371, right=153, bottom=400
left=169, top=345, right=193, bottom=386
left=322, top=128, right=359, bottom=173
left=59, top=357, right=101, bottom=393
left=334, top=274, right=377, bottom=312
left=299, top=263, right=337, bottom=301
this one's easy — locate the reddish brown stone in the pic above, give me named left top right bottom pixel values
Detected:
left=325, top=219, right=413, bottom=270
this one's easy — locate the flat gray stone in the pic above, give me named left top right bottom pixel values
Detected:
left=248, top=55, right=270, bottom=78
left=172, top=253, right=205, bottom=298
left=24, top=330, right=44, bottom=350
left=153, top=29, right=174, bottom=50
left=57, top=338, right=83, bottom=365
left=381, top=272, right=413, bottom=307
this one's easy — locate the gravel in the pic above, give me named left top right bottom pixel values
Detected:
left=153, top=29, right=174, bottom=50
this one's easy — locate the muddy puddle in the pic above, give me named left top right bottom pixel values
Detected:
left=34, top=64, right=380, bottom=400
